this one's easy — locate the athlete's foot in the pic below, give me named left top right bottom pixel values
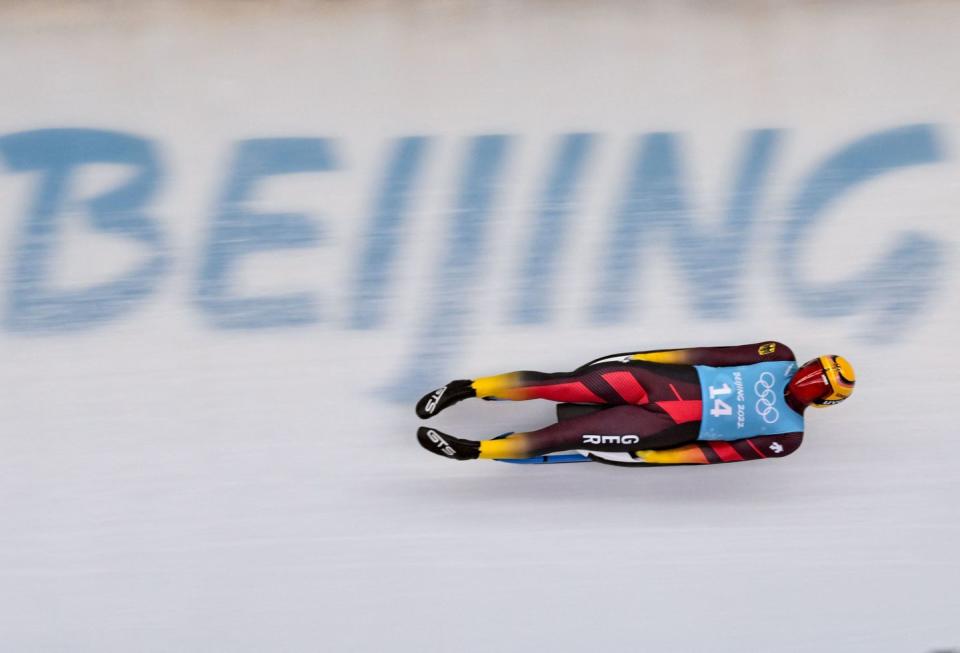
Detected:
left=417, top=426, right=480, bottom=460
left=415, top=380, right=476, bottom=419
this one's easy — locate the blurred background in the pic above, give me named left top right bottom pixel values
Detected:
left=0, top=1, right=957, bottom=650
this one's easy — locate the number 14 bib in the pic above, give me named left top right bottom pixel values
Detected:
left=695, top=362, right=804, bottom=441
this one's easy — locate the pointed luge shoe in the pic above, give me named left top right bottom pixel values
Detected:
left=416, top=426, right=481, bottom=460
left=415, top=380, right=476, bottom=419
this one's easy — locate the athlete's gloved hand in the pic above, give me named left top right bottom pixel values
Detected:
left=415, top=380, right=476, bottom=419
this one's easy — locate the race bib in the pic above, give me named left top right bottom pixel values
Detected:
left=695, top=361, right=804, bottom=441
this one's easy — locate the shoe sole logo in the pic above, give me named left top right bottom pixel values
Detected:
left=425, top=429, right=456, bottom=457
left=423, top=386, right=448, bottom=414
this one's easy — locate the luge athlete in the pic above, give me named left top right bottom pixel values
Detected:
left=415, top=341, right=855, bottom=466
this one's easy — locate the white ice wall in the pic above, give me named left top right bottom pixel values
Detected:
left=0, top=2, right=957, bottom=651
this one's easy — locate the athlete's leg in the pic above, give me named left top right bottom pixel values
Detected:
left=418, top=405, right=698, bottom=460
left=416, top=359, right=698, bottom=419
left=480, top=405, right=697, bottom=458
left=417, top=364, right=642, bottom=418
left=472, top=364, right=652, bottom=404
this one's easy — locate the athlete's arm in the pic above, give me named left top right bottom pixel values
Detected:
left=634, top=433, right=803, bottom=465
left=583, top=341, right=794, bottom=368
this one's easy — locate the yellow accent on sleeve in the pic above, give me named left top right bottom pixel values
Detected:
left=629, top=350, right=690, bottom=364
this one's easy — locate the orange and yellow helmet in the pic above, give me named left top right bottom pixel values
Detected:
left=786, top=355, right=856, bottom=409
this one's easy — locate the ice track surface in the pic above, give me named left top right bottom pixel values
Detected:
left=2, top=340, right=957, bottom=651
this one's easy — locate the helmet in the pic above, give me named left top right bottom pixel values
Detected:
left=786, top=355, right=856, bottom=410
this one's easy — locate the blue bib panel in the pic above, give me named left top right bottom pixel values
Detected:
left=695, top=362, right=804, bottom=441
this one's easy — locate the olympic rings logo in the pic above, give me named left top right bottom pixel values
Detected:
left=754, top=372, right=780, bottom=424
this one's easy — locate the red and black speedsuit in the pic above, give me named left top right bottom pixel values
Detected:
left=416, top=341, right=805, bottom=465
